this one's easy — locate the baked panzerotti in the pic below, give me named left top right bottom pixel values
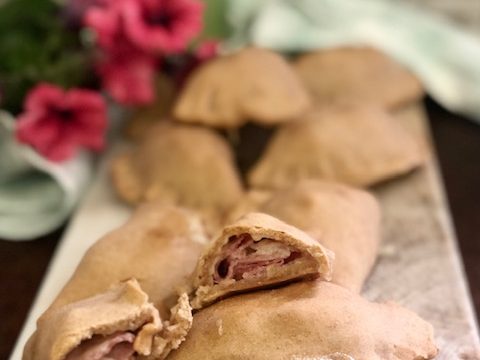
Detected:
left=189, top=212, right=334, bottom=309
left=228, top=180, right=380, bottom=293
left=23, top=279, right=191, bottom=360
left=23, top=204, right=208, bottom=360
left=169, top=281, right=438, bottom=360
left=23, top=45, right=437, bottom=360
left=294, top=46, right=424, bottom=109
left=22, top=200, right=436, bottom=360
left=248, top=104, right=425, bottom=189
left=111, top=122, right=243, bottom=230
left=45, top=204, right=208, bottom=318
left=174, top=47, right=311, bottom=128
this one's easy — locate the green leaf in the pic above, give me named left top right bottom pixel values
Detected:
left=201, top=0, right=231, bottom=39
left=0, top=0, right=92, bottom=114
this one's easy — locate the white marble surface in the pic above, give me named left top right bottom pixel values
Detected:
left=364, top=105, right=480, bottom=359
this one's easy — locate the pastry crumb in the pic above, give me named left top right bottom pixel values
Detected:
left=216, top=319, right=223, bottom=336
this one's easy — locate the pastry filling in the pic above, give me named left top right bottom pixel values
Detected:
left=65, top=332, right=135, bottom=360
left=213, top=233, right=303, bottom=283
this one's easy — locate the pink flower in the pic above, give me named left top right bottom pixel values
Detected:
left=97, top=45, right=158, bottom=105
left=16, top=84, right=107, bottom=162
left=85, top=0, right=203, bottom=54
left=194, top=40, right=220, bottom=61
left=84, top=0, right=126, bottom=50
left=123, top=0, right=203, bottom=54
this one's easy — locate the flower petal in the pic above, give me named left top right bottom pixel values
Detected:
left=24, top=83, right=65, bottom=112
left=15, top=83, right=108, bottom=162
left=66, top=89, right=107, bottom=129
left=84, top=0, right=124, bottom=49
left=98, top=49, right=157, bottom=105
left=44, top=138, right=78, bottom=162
left=122, top=0, right=203, bottom=54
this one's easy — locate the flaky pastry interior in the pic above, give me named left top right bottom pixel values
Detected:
left=190, top=213, right=334, bottom=309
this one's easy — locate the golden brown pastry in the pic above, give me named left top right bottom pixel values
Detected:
left=123, top=74, right=176, bottom=142
left=149, top=293, right=192, bottom=360
left=168, top=281, right=438, bottom=360
left=248, top=104, right=425, bottom=189
left=24, top=205, right=207, bottom=360
left=23, top=279, right=191, bottom=360
left=294, top=46, right=424, bottom=109
left=111, top=123, right=244, bottom=231
left=189, top=212, right=334, bottom=309
left=45, top=204, right=208, bottom=318
left=173, top=47, right=311, bottom=128
left=228, top=181, right=380, bottom=293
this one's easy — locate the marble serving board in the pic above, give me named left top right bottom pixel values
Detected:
left=10, top=105, right=480, bottom=360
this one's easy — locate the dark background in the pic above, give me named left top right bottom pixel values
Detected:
left=0, top=97, right=479, bottom=358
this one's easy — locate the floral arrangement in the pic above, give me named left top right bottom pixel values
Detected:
left=0, top=0, right=223, bottom=162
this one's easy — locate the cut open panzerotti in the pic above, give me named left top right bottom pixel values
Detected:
left=189, top=213, right=334, bottom=309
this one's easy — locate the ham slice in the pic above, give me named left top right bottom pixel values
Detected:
left=213, top=234, right=300, bottom=283
left=65, top=332, right=135, bottom=360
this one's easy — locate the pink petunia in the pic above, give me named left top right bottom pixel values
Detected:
left=85, top=0, right=203, bottom=54
left=97, top=44, right=158, bottom=105
left=84, top=0, right=125, bottom=50
left=123, top=0, right=203, bottom=54
left=194, top=39, right=220, bottom=61
left=16, top=83, right=107, bottom=162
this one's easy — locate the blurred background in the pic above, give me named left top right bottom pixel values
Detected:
left=0, top=0, right=479, bottom=358
left=392, top=0, right=480, bottom=35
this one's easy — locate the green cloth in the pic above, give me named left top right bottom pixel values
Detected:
left=226, top=0, right=480, bottom=122
left=0, top=111, right=92, bottom=240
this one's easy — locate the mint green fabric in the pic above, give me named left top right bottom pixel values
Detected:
left=226, top=0, right=480, bottom=122
left=0, top=111, right=92, bottom=240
